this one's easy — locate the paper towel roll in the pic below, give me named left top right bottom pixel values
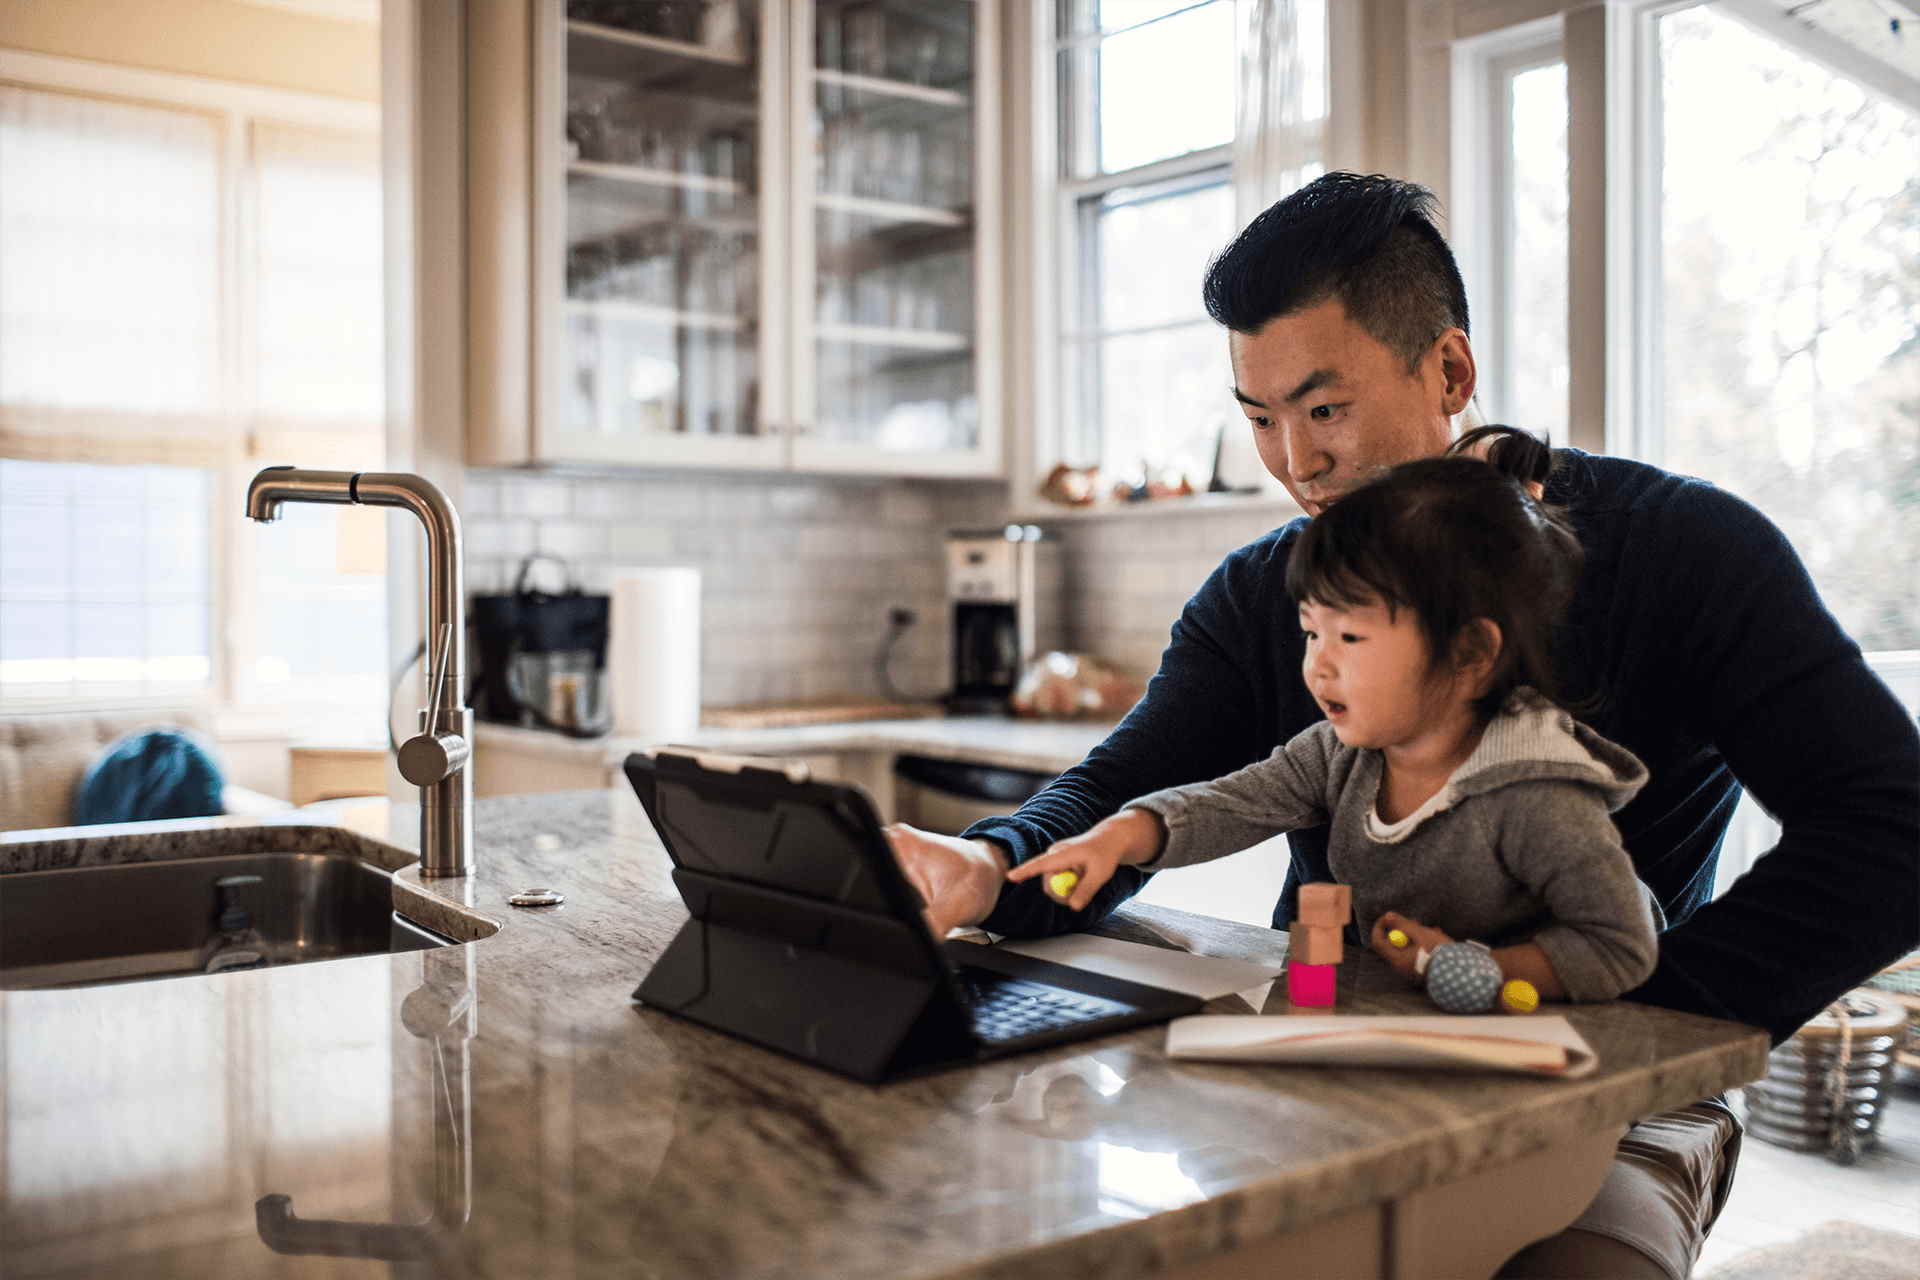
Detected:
left=609, top=567, right=701, bottom=743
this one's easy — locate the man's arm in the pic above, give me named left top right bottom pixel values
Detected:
left=1628, top=485, right=1920, bottom=1045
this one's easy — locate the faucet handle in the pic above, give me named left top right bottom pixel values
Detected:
left=400, top=622, right=469, bottom=786
left=424, top=621, right=453, bottom=726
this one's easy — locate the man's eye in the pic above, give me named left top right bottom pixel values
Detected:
left=1248, top=415, right=1273, bottom=430
left=1340, top=633, right=1363, bottom=644
left=1310, top=404, right=1338, bottom=421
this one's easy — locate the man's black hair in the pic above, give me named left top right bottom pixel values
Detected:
left=1285, top=426, right=1581, bottom=721
left=1202, top=172, right=1470, bottom=373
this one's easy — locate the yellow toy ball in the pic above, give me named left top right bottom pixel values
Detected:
left=1500, top=979, right=1540, bottom=1015
left=1047, top=871, right=1080, bottom=901
left=1386, top=928, right=1410, bottom=948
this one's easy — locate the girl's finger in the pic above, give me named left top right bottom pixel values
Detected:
left=1007, top=850, right=1065, bottom=882
left=1067, top=877, right=1100, bottom=911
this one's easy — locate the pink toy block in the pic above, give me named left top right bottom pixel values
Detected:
left=1287, top=960, right=1337, bottom=1007
left=1297, top=882, right=1353, bottom=926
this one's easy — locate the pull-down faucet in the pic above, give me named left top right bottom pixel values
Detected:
left=245, top=467, right=473, bottom=878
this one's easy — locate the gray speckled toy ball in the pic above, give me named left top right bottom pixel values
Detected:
left=1426, top=941, right=1503, bottom=1014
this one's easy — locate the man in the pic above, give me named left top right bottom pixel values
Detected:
left=885, top=172, right=1920, bottom=1279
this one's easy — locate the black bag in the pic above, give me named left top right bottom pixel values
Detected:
left=469, top=554, right=611, bottom=736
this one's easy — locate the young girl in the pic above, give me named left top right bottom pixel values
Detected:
left=1009, top=427, right=1661, bottom=1006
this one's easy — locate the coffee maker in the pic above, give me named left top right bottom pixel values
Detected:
left=945, top=525, right=1052, bottom=713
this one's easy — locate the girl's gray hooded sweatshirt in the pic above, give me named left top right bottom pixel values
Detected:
left=1127, top=690, right=1660, bottom=1003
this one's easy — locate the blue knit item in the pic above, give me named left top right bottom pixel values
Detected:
left=73, top=728, right=225, bottom=826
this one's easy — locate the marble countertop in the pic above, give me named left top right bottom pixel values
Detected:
left=474, top=714, right=1117, bottom=775
left=1, top=793, right=1769, bottom=1279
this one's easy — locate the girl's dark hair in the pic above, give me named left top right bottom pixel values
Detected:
left=1284, top=426, right=1581, bottom=720
left=1202, top=172, right=1469, bottom=374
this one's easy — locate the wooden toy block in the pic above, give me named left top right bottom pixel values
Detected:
left=1296, top=882, right=1352, bottom=925
left=1287, top=960, right=1337, bottom=1007
left=1289, top=921, right=1345, bottom=966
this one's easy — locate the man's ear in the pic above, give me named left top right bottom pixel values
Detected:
left=1431, top=328, right=1477, bottom=416
left=1453, top=618, right=1503, bottom=692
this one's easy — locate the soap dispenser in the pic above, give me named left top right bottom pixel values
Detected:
left=198, top=874, right=268, bottom=974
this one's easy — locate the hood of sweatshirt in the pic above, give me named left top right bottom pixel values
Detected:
left=1444, top=688, right=1649, bottom=812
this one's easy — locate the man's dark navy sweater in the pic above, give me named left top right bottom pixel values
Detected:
left=965, top=450, right=1920, bottom=1047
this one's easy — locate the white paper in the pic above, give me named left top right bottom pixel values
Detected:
left=994, top=933, right=1286, bottom=1001
left=610, top=568, right=701, bottom=742
left=1166, top=1014, right=1599, bottom=1078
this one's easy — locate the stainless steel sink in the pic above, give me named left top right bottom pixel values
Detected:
left=1, top=852, right=460, bottom=989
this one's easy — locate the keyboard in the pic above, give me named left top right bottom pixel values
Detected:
left=954, top=968, right=1135, bottom=1044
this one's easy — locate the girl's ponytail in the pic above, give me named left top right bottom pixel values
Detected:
left=1447, top=424, right=1554, bottom=488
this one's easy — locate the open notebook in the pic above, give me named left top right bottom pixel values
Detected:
left=1166, top=1014, right=1599, bottom=1077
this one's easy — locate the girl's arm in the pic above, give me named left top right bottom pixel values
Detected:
left=1486, top=941, right=1568, bottom=1001
left=1008, top=723, right=1342, bottom=911
left=1369, top=913, right=1570, bottom=1000
left=1123, top=721, right=1342, bottom=871
left=1005, top=809, right=1166, bottom=911
left=1492, top=782, right=1661, bottom=1003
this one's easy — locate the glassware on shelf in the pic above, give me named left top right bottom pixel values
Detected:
left=927, top=128, right=964, bottom=210
left=840, top=4, right=888, bottom=78
left=567, top=1, right=708, bottom=43
left=904, top=23, right=942, bottom=88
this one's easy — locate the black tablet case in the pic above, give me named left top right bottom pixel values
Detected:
left=627, top=752, right=987, bottom=1082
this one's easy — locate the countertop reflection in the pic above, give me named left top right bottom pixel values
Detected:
left=0, top=791, right=1768, bottom=1279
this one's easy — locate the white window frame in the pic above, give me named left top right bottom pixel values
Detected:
left=0, top=50, right=381, bottom=719
left=1005, top=0, right=1332, bottom=519
left=1057, top=151, right=1235, bottom=467
left=1457, top=0, right=1920, bottom=457
left=1449, top=0, right=1920, bottom=896
left=1600, top=0, right=1920, bottom=465
left=1449, top=15, right=1565, bottom=433
left=1055, top=4, right=1237, bottom=478
left=1459, top=0, right=1920, bottom=593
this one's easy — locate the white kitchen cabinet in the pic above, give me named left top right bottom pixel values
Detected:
left=468, top=0, right=1002, bottom=479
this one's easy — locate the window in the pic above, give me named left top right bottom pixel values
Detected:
left=1053, top=0, right=1327, bottom=490
left=1464, top=1, right=1917, bottom=654
left=1452, top=22, right=1569, bottom=435
left=0, top=60, right=385, bottom=733
left=1503, top=60, right=1569, bottom=434
left=0, top=459, right=214, bottom=700
left=1649, top=2, right=1918, bottom=652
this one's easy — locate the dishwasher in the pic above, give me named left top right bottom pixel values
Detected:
left=890, top=754, right=1056, bottom=836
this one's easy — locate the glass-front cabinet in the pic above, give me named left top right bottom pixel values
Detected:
left=468, top=0, right=1000, bottom=477
left=798, top=1, right=991, bottom=471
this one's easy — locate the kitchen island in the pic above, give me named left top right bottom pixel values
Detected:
left=1, top=790, right=1767, bottom=1279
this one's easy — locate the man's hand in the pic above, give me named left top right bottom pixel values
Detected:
left=1368, top=911, right=1454, bottom=984
left=882, top=823, right=1010, bottom=939
left=1005, top=810, right=1164, bottom=911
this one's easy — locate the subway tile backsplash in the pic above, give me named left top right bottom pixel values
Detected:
left=467, top=470, right=1297, bottom=709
